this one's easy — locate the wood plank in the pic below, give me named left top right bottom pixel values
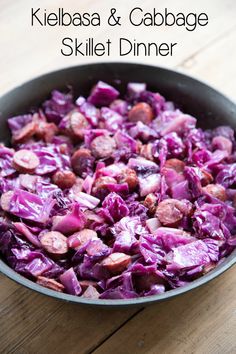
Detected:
left=11, top=303, right=141, bottom=354
left=0, top=277, right=63, bottom=354
left=178, top=27, right=236, bottom=100
left=0, top=276, right=140, bottom=354
left=92, top=267, right=236, bottom=354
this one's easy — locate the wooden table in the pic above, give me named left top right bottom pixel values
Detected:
left=1, top=1, right=236, bottom=353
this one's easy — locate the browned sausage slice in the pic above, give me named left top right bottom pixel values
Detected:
left=13, top=121, right=37, bottom=143
left=128, top=102, right=153, bottom=124
left=0, top=191, right=13, bottom=211
left=163, top=159, right=185, bottom=173
left=71, top=148, right=94, bottom=177
left=140, top=143, right=154, bottom=161
left=36, top=122, right=59, bottom=143
left=92, top=176, right=117, bottom=199
left=202, top=184, right=227, bottom=201
left=36, top=276, right=65, bottom=292
left=13, top=149, right=40, bottom=173
left=156, top=199, right=189, bottom=226
left=70, top=111, right=89, bottom=138
left=101, top=252, right=131, bottom=274
left=67, top=229, right=98, bottom=250
left=40, top=231, right=68, bottom=255
left=52, top=170, right=76, bottom=189
left=117, top=168, right=138, bottom=191
left=90, top=135, right=116, bottom=159
left=143, top=193, right=158, bottom=215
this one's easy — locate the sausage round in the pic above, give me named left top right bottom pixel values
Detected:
left=117, top=168, right=138, bottom=191
left=128, top=102, right=154, bottom=124
left=36, top=276, right=65, bottom=292
left=156, top=199, right=187, bottom=226
left=143, top=193, right=158, bottom=215
left=101, top=252, right=131, bottom=274
left=163, top=158, right=185, bottom=173
left=67, top=229, right=98, bottom=250
left=0, top=191, right=13, bottom=211
left=92, top=176, right=117, bottom=199
left=202, top=184, right=227, bottom=201
left=52, top=170, right=76, bottom=189
left=90, top=135, right=116, bottom=159
left=13, top=149, right=40, bottom=173
left=71, top=148, right=95, bottom=177
left=13, top=121, right=37, bottom=143
left=40, top=231, right=68, bottom=255
left=140, top=143, right=154, bottom=161
left=70, top=111, right=89, bottom=138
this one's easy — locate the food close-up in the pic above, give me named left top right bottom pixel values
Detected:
left=0, top=80, right=235, bottom=300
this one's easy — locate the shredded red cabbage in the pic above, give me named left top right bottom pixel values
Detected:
left=0, top=80, right=235, bottom=299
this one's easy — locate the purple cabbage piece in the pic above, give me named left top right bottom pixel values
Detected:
left=100, top=107, right=123, bottom=132
left=127, top=82, right=146, bottom=100
left=43, top=90, right=74, bottom=124
left=8, top=114, right=32, bottom=135
left=139, top=234, right=166, bottom=265
left=88, top=81, right=119, bottom=107
left=111, top=216, right=144, bottom=253
left=60, top=267, right=82, bottom=295
left=71, top=192, right=100, bottom=209
left=216, top=164, right=236, bottom=188
left=0, top=146, right=16, bottom=177
left=52, top=203, right=86, bottom=234
left=129, top=121, right=158, bottom=141
left=110, top=99, right=128, bottom=116
left=154, top=227, right=196, bottom=251
left=99, top=192, right=129, bottom=224
left=114, top=131, right=138, bottom=154
left=8, top=189, right=55, bottom=224
left=166, top=240, right=218, bottom=271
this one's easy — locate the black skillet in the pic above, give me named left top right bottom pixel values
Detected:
left=0, top=63, right=235, bottom=307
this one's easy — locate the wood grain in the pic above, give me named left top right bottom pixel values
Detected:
left=0, top=1, right=236, bottom=354
left=0, top=276, right=140, bottom=354
left=92, top=267, right=236, bottom=354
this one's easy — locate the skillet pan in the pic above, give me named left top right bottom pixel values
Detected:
left=0, top=62, right=235, bottom=307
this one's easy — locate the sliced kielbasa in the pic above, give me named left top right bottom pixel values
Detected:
left=13, top=121, right=37, bottom=144
left=200, top=169, right=213, bottom=186
left=71, top=148, right=95, bottom=177
left=92, top=176, right=117, bottom=199
left=36, top=276, right=65, bottom=292
left=140, top=143, right=154, bottom=161
left=202, top=184, right=227, bottom=201
left=40, top=231, right=68, bottom=255
left=52, top=170, right=76, bottom=189
left=101, top=252, right=131, bottom=274
left=143, top=193, right=158, bottom=215
left=0, top=191, right=13, bottom=211
left=67, top=229, right=98, bottom=250
left=128, top=102, right=154, bottom=124
left=69, top=111, right=89, bottom=138
left=163, top=158, right=185, bottom=173
left=36, top=122, right=59, bottom=143
left=13, top=149, right=39, bottom=173
left=90, top=135, right=116, bottom=159
left=117, top=168, right=138, bottom=191
left=156, top=199, right=191, bottom=226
